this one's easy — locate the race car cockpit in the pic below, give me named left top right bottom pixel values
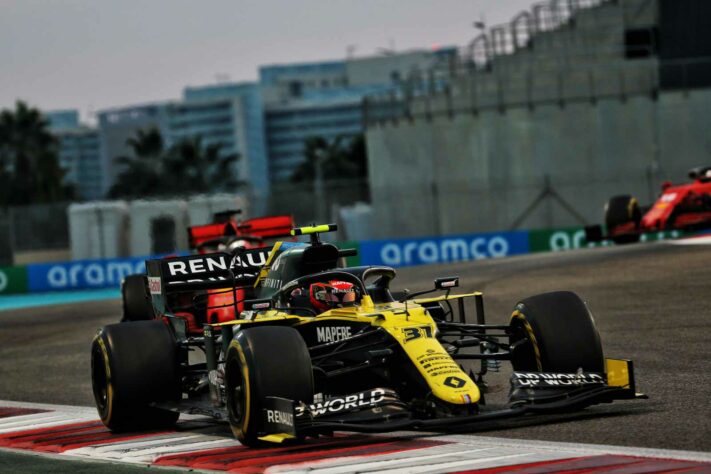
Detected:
left=276, top=271, right=366, bottom=316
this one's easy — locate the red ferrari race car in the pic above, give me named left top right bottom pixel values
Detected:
left=188, top=209, right=295, bottom=254
left=586, top=166, right=711, bottom=244
left=121, top=210, right=295, bottom=327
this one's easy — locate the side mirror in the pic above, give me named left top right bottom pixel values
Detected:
left=435, top=277, right=459, bottom=290
left=398, top=277, right=459, bottom=302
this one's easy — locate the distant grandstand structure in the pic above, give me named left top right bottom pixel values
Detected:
left=363, top=0, right=711, bottom=238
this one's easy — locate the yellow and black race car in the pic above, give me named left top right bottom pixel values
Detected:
left=91, top=225, right=646, bottom=447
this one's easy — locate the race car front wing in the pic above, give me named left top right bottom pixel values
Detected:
left=256, top=358, right=646, bottom=443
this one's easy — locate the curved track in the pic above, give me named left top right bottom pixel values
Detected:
left=1, top=242, right=709, bottom=452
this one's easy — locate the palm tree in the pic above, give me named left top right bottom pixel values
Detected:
left=290, top=134, right=368, bottom=184
left=109, top=128, right=165, bottom=199
left=110, top=129, right=240, bottom=198
left=163, top=136, right=240, bottom=194
left=0, top=101, right=67, bottom=205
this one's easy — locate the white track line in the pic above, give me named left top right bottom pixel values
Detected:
left=270, top=445, right=580, bottom=474
left=383, top=453, right=538, bottom=474
left=0, top=415, right=98, bottom=434
left=103, top=439, right=238, bottom=463
left=272, top=447, right=502, bottom=474
left=0, top=400, right=96, bottom=416
left=441, top=433, right=711, bottom=462
left=66, top=434, right=208, bottom=454
left=66, top=433, right=238, bottom=463
left=669, top=235, right=711, bottom=245
left=0, top=413, right=68, bottom=427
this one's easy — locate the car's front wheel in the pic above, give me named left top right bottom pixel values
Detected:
left=605, top=195, right=641, bottom=244
left=225, top=326, right=313, bottom=446
left=509, top=291, right=604, bottom=374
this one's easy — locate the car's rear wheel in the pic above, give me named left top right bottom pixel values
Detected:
left=605, top=195, right=641, bottom=244
left=225, top=326, right=313, bottom=446
left=509, top=291, right=604, bottom=374
left=121, top=274, right=154, bottom=322
left=91, top=320, right=180, bottom=431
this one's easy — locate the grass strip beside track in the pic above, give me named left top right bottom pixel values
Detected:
left=0, top=448, right=187, bottom=474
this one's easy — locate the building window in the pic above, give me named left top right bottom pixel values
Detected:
left=625, top=28, right=658, bottom=59
left=289, top=81, right=303, bottom=97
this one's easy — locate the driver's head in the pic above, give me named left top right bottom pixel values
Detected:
left=309, top=280, right=357, bottom=313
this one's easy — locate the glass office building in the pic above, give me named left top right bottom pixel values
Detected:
left=96, top=82, right=268, bottom=198
left=46, top=110, right=103, bottom=201
left=260, top=49, right=456, bottom=183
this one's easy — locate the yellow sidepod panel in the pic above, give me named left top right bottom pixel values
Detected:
left=375, top=307, right=480, bottom=405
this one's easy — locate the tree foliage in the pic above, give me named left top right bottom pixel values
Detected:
left=290, top=134, right=368, bottom=184
left=109, top=128, right=241, bottom=199
left=0, top=101, right=70, bottom=205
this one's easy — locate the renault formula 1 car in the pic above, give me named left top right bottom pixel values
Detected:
left=92, top=225, right=645, bottom=447
left=586, top=166, right=711, bottom=244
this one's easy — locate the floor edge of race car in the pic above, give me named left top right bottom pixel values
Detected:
left=0, top=399, right=709, bottom=473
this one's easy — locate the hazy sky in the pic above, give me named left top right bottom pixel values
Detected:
left=1, top=1, right=534, bottom=121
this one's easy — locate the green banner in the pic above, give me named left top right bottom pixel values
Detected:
left=529, top=228, right=590, bottom=252
left=0, top=266, right=28, bottom=295
left=529, top=227, right=687, bottom=252
left=638, top=229, right=687, bottom=242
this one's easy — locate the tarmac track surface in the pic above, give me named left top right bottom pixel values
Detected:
left=0, top=242, right=709, bottom=452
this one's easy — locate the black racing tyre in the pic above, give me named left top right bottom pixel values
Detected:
left=604, top=195, right=641, bottom=244
left=225, top=326, right=313, bottom=447
left=121, top=274, right=154, bottom=322
left=509, top=291, right=604, bottom=374
left=91, top=320, right=180, bottom=432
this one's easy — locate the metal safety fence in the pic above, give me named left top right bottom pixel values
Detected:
left=0, top=203, right=70, bottom=265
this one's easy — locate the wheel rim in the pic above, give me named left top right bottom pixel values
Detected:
left=91, top=345, right=109, bottom=413
left=510, top=320, right=539, bottom=372
left=226, top=357, right=246, bottom=425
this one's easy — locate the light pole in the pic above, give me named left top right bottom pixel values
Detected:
left=314, top=148, right=326, bottom=223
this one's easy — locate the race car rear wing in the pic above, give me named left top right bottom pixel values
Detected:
left=145, top=247, right=272, bottom=314
left=188, top=215, right=295, bottom=248
left=237, top=215, right=295, bottom=239
left=188, top=223, right=234, bottom=249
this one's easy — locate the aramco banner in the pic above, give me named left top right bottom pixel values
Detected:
left=27, top=256, right=149, bottom=292
left=359, top=231, right=530, bottom=268
left=2, top=227, right=692, bottom=294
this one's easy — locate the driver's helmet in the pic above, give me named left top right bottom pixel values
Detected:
left=309, top=280, right=358, bottom=313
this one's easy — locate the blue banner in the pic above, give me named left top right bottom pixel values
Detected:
left=27, top=256, right=151, bottom=292
left=359, top=231, right=530, bottom=268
